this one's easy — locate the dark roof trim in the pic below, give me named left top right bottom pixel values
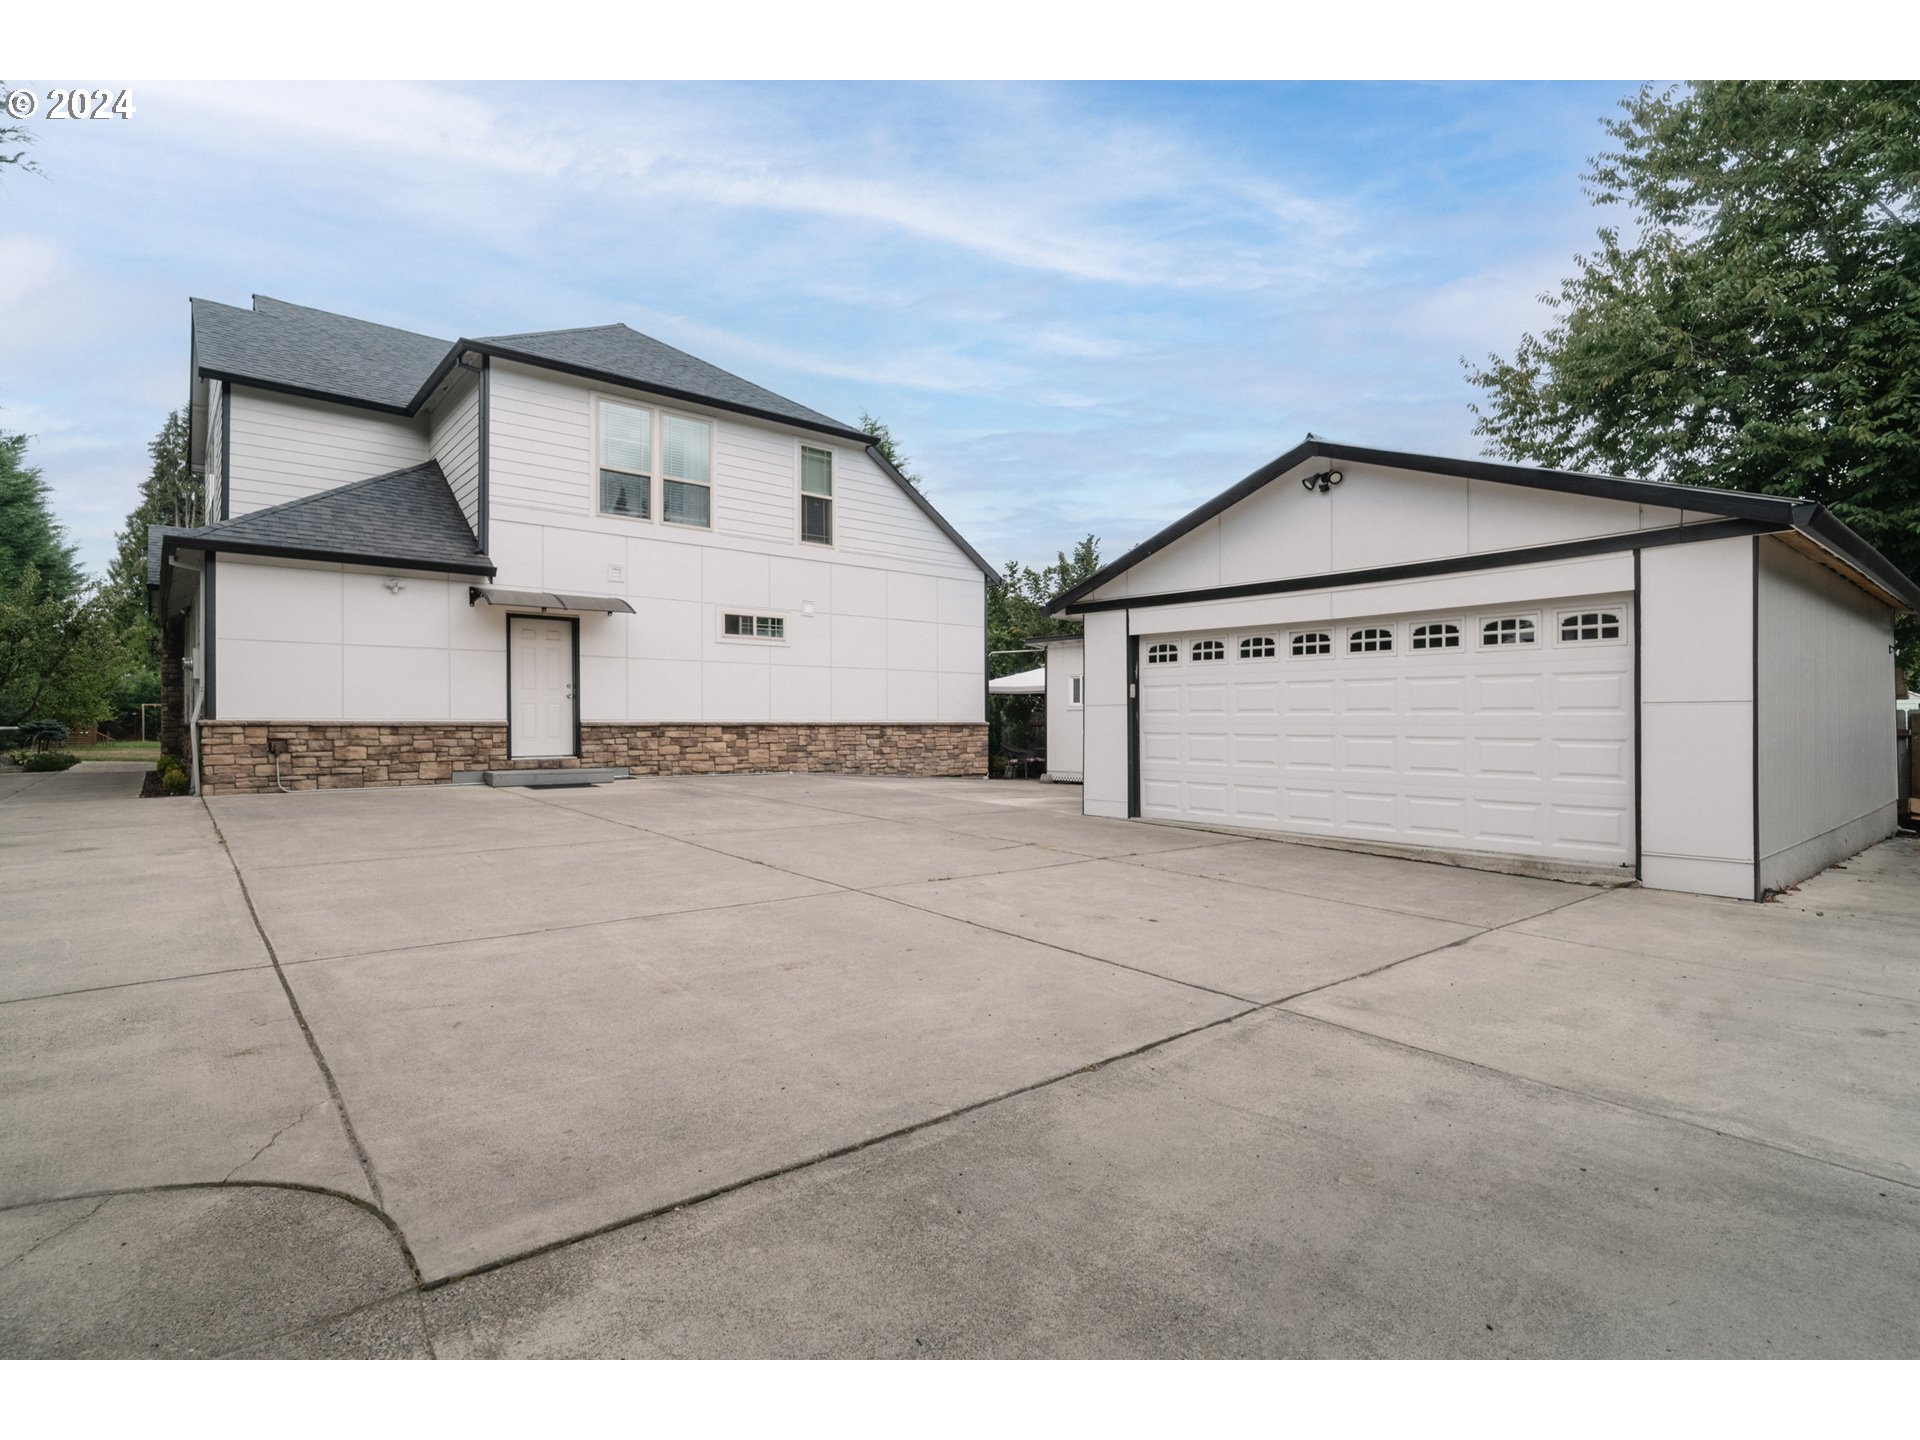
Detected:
left=1058, top=517, right=1779, bottom=616
left=442, top=341, right=875, bottom=444
left=200, top=368, right=417, bottom=417
left=161, top=531, right=496, bottom=580
left=1048, top=436, right=1918, bottom=614
left=862, top=444, right=999, bottom=583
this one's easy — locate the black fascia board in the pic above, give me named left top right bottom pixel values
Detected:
left=162, top=531, right=495, bottom=579
left=1790, top=501, right=1920, bottom=611
left=1047, top=437, right=1816, bottom=615
left=1056, top=516, right=1780, bottom=616
left=197, top=367, right=418, bottom=417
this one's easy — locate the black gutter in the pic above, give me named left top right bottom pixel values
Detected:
left=1057, top=517, right=1776, bottom=616
left=196, top=367, right=416, bottom=416
left=1790, top=501, right=1920, bottom=610
left=160, top=531, right=496, bottom=580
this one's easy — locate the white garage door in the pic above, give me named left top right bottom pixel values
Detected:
left=1138, top=599, right=1635, bottom=865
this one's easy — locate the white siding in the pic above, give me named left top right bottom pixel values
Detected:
left=212, top=557, right=503, bottom=723
left=1097, top=459, right=1696, bottom=603
left=1044, top=641, right=1085, bottom=782
left=1639, top=536, right=1755, bottom=899
left=1081, top=611, right=1130, bottom=818
left=205, top=382, right=226, bottom=521
left=483, top=358, right=985, bottom=726
left=227, top=388, right=428, bottom=515
left=1757, top=538, right=1899, bottom=892
left=427, top=368, right=482, bottom=538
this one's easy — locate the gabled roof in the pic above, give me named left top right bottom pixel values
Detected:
left=474, top=324, right=862, bottom=440
left=146, top=524, right=197, bottom=588
left=1048, top=435, right=1920, bottom=614
left=191, top=296, right=451, bottom=412
left=155, top=460, right=492, bottom=579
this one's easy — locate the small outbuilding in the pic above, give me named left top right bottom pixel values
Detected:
left=1043, top=437, right=1918, bottom=900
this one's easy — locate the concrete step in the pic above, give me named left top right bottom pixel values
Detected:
left=480, top=767, right=629, bottom=788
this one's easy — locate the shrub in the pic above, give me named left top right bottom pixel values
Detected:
left=157, top=753, right=185, bottom=778
left=17, top=718, right=69, bottom=752
left=20, top=750, right=78, bottom=772
left=159, top=767, right=191, bottom=796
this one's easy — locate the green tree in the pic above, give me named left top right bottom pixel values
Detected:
left=0, top=566, right=122, bottom=728
left=104, top=408, right=199, bottom=639
left=859, top=411, right=922, bottom=490
left=985, top=536, right=1100, bottom=764
left=1467, top=81, right=1920, bottom=664
left=0, top=430, right=81, bottom=601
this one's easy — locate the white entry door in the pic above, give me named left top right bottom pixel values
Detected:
left=1138, top=597, right=1635, bottom=866
left=509, top=617, right=575, bottom=758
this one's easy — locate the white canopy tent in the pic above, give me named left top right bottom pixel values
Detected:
left=988, top=666, right=1047, bottom=696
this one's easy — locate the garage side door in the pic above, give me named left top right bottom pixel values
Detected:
left=1137, top=600, right=1635, bottom=865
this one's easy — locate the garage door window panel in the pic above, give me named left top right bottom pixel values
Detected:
left=1348, top=626, right=1395, bottom=654
left=1291, top=631, right=1333, bottom=658
left=1240, top=635, right=1277, bottom=659
left=1481, top=615, right=1538, bottom=647
left=1146, top=643, right=1179, bottom=664
left=1410, top=621, right=1462, bottom=652
left=1558, top=609, right=1623, bottom=644
left=1191, top=639, right=1226, bottom=662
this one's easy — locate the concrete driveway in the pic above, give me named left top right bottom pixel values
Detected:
left=3, top=763, right=1916, bottom=1357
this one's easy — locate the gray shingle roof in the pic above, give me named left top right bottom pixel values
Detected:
left=146, top=524, right=197, bottom=587
left=476, top=324, right=859, bottom=436
left=174, top=461, right=490, bottom=574
left=192, top=296, right=452, bottom=411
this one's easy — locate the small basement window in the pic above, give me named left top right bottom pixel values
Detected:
left=1240, top=635, right=1276, bottom=659
left=1191, top=639, right=1226, bottom=662
left=1410, top=622, right=1461, bottom=651
left=1560, top=610, right=1622, bottom=642
left=1481, top=616, right=1536, bottom=646
left=1146, top=642, right=1179, bottom=664
left=723, top=612, right=785, bottom=640
left=1348, top=626, right=1394, bottom=654
left=1291, top=631, right=1331, bottom=657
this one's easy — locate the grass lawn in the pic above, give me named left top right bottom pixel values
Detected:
left=72, top=741, right=163, bottom=762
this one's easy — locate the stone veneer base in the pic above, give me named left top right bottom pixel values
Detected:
left=195, top=721, right=988, bottom=795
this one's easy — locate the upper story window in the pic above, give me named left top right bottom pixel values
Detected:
left=598, top=400, right=651, bottom=520
left=1482, top=616, right=1536, bottom=647
left=1291, top=631, right=1332, bottom=657
left=800, top=446, right=834, bottom=545
left=1191, top=639, right=1226, bottom=662
left=1240, top=635, right=1277, bottom=659
left=723, top=612, right=784, bottom=641
left=1410, top=622, right=1461, bottom=651
left=662, top=415, right=712, bottom=528
left=1146, top=643, right=1179, bottom=664
left=1559, top=610, right=1622, bottom=643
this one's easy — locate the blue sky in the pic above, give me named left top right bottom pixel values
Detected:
left=0, top=80, right=1642, bottom=578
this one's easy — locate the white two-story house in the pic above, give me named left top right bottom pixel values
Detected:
left=148, top=296, right=995, bottom=794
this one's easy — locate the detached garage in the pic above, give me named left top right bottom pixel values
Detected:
left=1046, top=438, right=1918, bottom=900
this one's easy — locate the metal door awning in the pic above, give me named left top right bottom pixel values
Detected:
left=468, top=586, right=635, bottom=614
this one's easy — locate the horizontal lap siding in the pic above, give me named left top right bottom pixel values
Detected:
left=428, top=370, right=483, bottom=536
left=489, top=363, right=591, bottom=516
left=228, top=389, right=428, bottom=514
left=837, top=448, right=976, bottom=576
left=715, top=422, right=795, bottom=544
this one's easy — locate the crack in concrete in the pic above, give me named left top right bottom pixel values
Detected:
left=223, top=1102, right=321, bottom=1183
left=0, top=1196, right=111, bottom=1274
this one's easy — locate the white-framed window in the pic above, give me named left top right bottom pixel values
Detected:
left=661, top=414, right=712, bottom=528
left=1481, top=615, right=1537, bottom=647
left=1240, top=635, right=1276, bottom=659
left=1069, top=675, right=1084, bottom=706
left=800, top=445, right=834, bottom=546
left=1348, top=626, right=1395, bottom=654
left=1191, top=639, right=1226, bottom=662
left=1146, top=642, right=1179, bottom=664
left=721, top=611, right=785, bottom=641
left=1558, top=608, right=1624, bottom=643
left=1410, top=621, right=1462, bottom=651
left=597, top=399, right=652, bottom=520
left=1290, top=630, right=1332, bottom=657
